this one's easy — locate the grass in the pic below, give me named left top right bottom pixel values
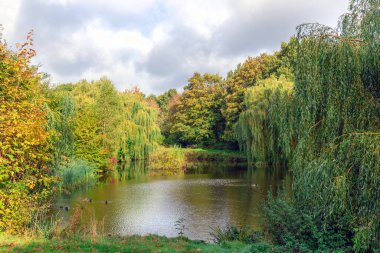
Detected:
left=0, top=234, right=253, bottom=253
left=57, top=159, right=97, bottom=193
left=183, top=148, right=246, bottom=162
left=0, top=204, right=296, bottom=253
left=0, top=205, right=285, bottom=252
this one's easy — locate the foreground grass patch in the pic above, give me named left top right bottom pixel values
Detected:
left=0, top=234, right=251, bottom=253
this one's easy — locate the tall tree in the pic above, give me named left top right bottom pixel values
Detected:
left=168, top=73, right=224, bottom=146
left=221, top=54, right=278, bottom=142
left=0, top=32, right=55, bottom=232
left=152, top=89, right=178, bottom=144
left=235, top=77, right=293, bottom=163
left=261, top=1, right=379, bottom=251
left=222, top=40, right=297, bottom=143
left=47, top=86, right=76, bottom=166
left=119, top=90, right=162, bottom=160
left=94, top=77, right=122, bottom=157
left=156, top=88, right=178, bottom=114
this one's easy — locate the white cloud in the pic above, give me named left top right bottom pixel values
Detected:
left=2, top=0, right=349, bottom=95
left=163, top=0, right=231, bottom=39
left=0, top=0, right=22, bottom=39
left=42, top=0, right=156, bottom=14
left=151, top=24, right=170, bottom=43
left=36, top=18, right=155, bottom=90
left=78, top=19, right=153, bottom=55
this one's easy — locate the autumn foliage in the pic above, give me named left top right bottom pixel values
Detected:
left=0, top=32, right=56, bottom=233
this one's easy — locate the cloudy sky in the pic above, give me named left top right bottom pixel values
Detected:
left=1, top=0, right=348, bottom=94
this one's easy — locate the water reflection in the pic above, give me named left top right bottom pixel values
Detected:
left=55, top=161, right=290, bottom=241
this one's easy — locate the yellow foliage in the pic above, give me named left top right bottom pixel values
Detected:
left=0, top=32, right=56, bottom=233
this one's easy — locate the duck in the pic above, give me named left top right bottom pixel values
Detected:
left=64, top=206, right=69, bottom=212
left=83, top=197, right=92, bottom=203
left=251, top=183, right=258, bottom=188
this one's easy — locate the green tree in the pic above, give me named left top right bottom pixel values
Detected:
left=94, top=77, right=122, bottom=157
left=47, top=87, right=76, bottom=166
left=261, top=1, right=380, bottom=251
left=221, top=54, right=278, bottom=142
left=168, top=73, right=224, bottom=146
left=156, top=88, right=178, bottom=114
left=119, top=90, right=162, bottom=160
left=235, top=77, right=293, bottom=163
left=152, top=89, right=178, bottom=144
left=273, top=37, right=298, bottom=80
left=222, top=40, right=297, bottom=143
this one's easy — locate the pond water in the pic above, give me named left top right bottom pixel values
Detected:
left=55, top=161, right=290, bottom=241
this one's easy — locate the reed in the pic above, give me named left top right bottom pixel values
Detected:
left=57, top=159, right=97, bottom=192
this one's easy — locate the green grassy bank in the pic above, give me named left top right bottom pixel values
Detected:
left=147, top=147, right=246, bottom=176
left=0, top=234, right=279, bottom=253
left=184, top=148, right=246, bottom=163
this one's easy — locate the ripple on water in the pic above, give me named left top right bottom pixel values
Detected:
left=54, top=163, right=290, bottom=241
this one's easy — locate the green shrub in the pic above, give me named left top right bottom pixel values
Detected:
left=293, top=135, right=380, bottom=252
left=263, top=192, right=352, bottom=252
left=148, top=146, right=185, bottom=175
left=248, top=242, right=286, bottom=253
left=0, top=186, right=53, bottom=234
left=210, top=225, right=263, bottom=244
left=263, top=134, right=380, bottom=252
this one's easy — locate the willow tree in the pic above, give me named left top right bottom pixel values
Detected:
left=262, top=1, right=380, bottom=251
left=47, top=89, right=76, bottom=166
left=222, top=40, right=297, bottom=143
left=119, top=91, right=162, bottom=161
left=295, top=1, right=379, bottom=249
left=235, top=77, right=293, bottom=163
left=222, top=54, right=277, bottom=142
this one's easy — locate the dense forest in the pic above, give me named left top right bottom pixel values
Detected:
left=0, top=0, right=379, bottom=252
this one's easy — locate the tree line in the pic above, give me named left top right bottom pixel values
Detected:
left=149, top=39, right=296, bottom=148
left=0, top=38, right=162, bottom=231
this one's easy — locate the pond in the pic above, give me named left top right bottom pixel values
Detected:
left=55, top=161, right=290, bottom=241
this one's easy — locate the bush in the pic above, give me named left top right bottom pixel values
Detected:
left=249, top=242, right=286, bottom=253
left=148, top=146, right=185, bottom=175
left=292, top=135, right=380, bottom=252
left=263, top=192, right=352, bottom=252
left=0, top=186, right=53, bottom=234
left=210, top=225, right=263, bottom=244
left=0, top=32, right=56, bottom=234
